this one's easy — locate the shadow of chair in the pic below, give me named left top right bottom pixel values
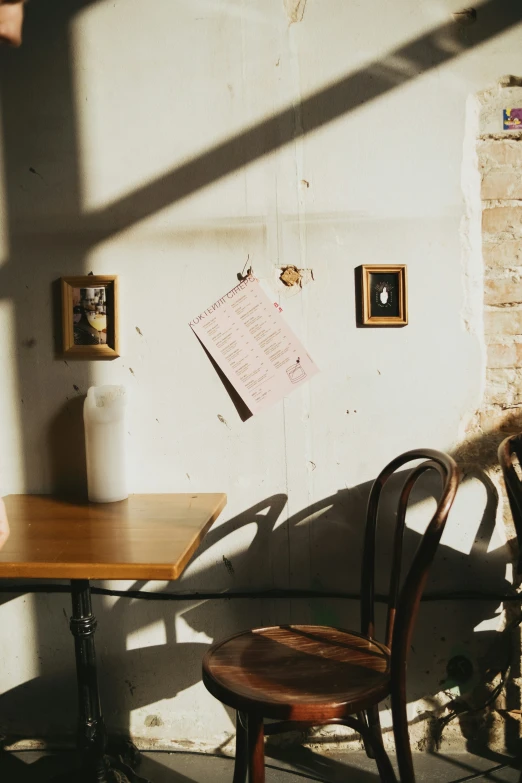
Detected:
left=0, top=460, right=512, bottom=766
left=498, top=433, right=522, bottom=575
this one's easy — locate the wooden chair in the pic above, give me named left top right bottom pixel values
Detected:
left=203, top=449, right=459, bottom=783
left=498, top=433, right=522, bottom=574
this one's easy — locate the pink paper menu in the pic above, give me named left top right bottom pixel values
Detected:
left=189, top=276, right=318, bottom=415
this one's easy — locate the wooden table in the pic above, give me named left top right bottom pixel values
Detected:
left=0, top=493, right=227, bottom=783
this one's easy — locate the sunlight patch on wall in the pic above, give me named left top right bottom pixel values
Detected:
left=183, top=521, right=260, bottom=580
left=295, top=505, right=333, bottom=527
left=405, top=495, right=437, bottom=536
left=70, top=0, right=271, bottom=218
left=486, top=514, right=507, bottom=553
left=474, top=603, right=504, bottom=634
left=0, top=595, right=40, bottom=689
left=175, top=613, right=213, bottom=646
left=441, top=476, right=487, bottom=555
left=126, top=618, right=167, bottom=652
left=406, top=476, right=486, bottom=556
left=179, top=0, right=271, bottom=24
left=0, top=300, right=24, bottom=492
left=129, top=680, right=235, bottom=740
left=378, top=693, right=450, bottom=731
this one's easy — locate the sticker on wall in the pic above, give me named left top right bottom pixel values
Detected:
left=189, top=275, right=318, bottom=416
left=503, top=108, right=522, bottom=130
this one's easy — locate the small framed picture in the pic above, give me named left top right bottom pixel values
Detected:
left=357, top=265, right=408, bottom=327
left=61, top=275, right=119, bottom=358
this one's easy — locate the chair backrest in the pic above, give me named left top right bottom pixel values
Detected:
left=359, top=449, right=458, bottom=783
left=361, top=448, right=459, bottom=658
left=498, top=433, right=522, bottom=574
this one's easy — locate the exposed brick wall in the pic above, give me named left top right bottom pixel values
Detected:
left=480, top=143, right=522, bottom=436
left=451, top=83, right=522, bottom=754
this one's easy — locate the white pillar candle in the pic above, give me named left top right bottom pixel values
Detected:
left=84, top=385, right=128, bottom=503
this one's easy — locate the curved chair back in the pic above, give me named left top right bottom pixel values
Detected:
left=360, top=449, right=459, bottom=782
left=498, top=433, right=522, bottom=574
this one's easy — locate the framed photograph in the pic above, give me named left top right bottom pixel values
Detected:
left=61, top=275, right=119, bottom=358
left=357, top=265, right=408, bottom=327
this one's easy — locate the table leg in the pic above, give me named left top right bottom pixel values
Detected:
left=70, top=579, right=110, bottom=782
left=53, top=580, right=151, bottom=783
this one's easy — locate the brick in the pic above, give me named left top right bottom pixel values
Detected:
left=480, top=406, right=522, bottom=433
left=478, top=140, right=522, bottom=167
left=483, top=240, right=522, bottom=268
left=482, top=207, right=522, bottom=235
left=485, top=369, right=522, bottom=405
left=482, top=170, right=522, bottom=200
left=486, top=367, right=517, bottom=384
left=484, top=277, right=522, bottom=305
left=486, top=343, right=522, bottom=368
left=484, top=386, right=513, bottom=405
left=485, top=368, right=516, bottom=404
left=484, top=308, right=522, bottom=335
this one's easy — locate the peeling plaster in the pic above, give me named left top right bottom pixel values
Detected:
left=283, top=0, right=307, bottom=24
left=279, top=265, right=302, bottom=287
left=276, top=266, right=314, bottom=297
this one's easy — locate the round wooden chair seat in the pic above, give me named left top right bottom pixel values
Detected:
left=203, top=624, right=390, bottom=720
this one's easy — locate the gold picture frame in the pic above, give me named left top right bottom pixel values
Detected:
left=358, top=265, right=408, bottom=327
left=61, top=275, right=120, bottom=358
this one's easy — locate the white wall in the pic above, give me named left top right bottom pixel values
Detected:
left=0, top=0, right=519, bottom=753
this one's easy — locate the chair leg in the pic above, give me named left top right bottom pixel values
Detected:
left=358, top=711, right=375, bottom=759
left=393, top=699, right=415, bottom=783
left=367, top=705, right=383, bottom=751
left=246, top=712, right=265, bottom=783
left=365, top=706, right=397, bottom=783
left=369, top=732, right=397, bottom=783
left=233, top=712, right=248, bottom=783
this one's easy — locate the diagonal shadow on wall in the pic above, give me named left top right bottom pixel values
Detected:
left=0, top=0, right=521, bottom=770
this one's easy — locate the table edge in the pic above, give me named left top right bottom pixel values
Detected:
left=0, top=493, right=227, bottom=581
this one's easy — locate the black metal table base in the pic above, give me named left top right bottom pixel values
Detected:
left=52, top=580, right=151, bottom=783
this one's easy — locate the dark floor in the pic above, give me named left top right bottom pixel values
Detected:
left=0, top=748, right=519, bottom=783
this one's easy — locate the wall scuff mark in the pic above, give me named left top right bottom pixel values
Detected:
left=283, top=0, right=307, bottom=24
left=222, top=556, right=234, bottom=575
left=145, top=715, right=163, bottom=727
left=22, top=338, right=36, bottom=348
left=217, top=414, right=230, bottom=429
left=452, top=8, right=477, bottom=25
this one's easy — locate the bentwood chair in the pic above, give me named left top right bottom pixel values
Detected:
left=203, top=449, right=460, bottom=783
left=498, top=433, right=522, bottom=573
